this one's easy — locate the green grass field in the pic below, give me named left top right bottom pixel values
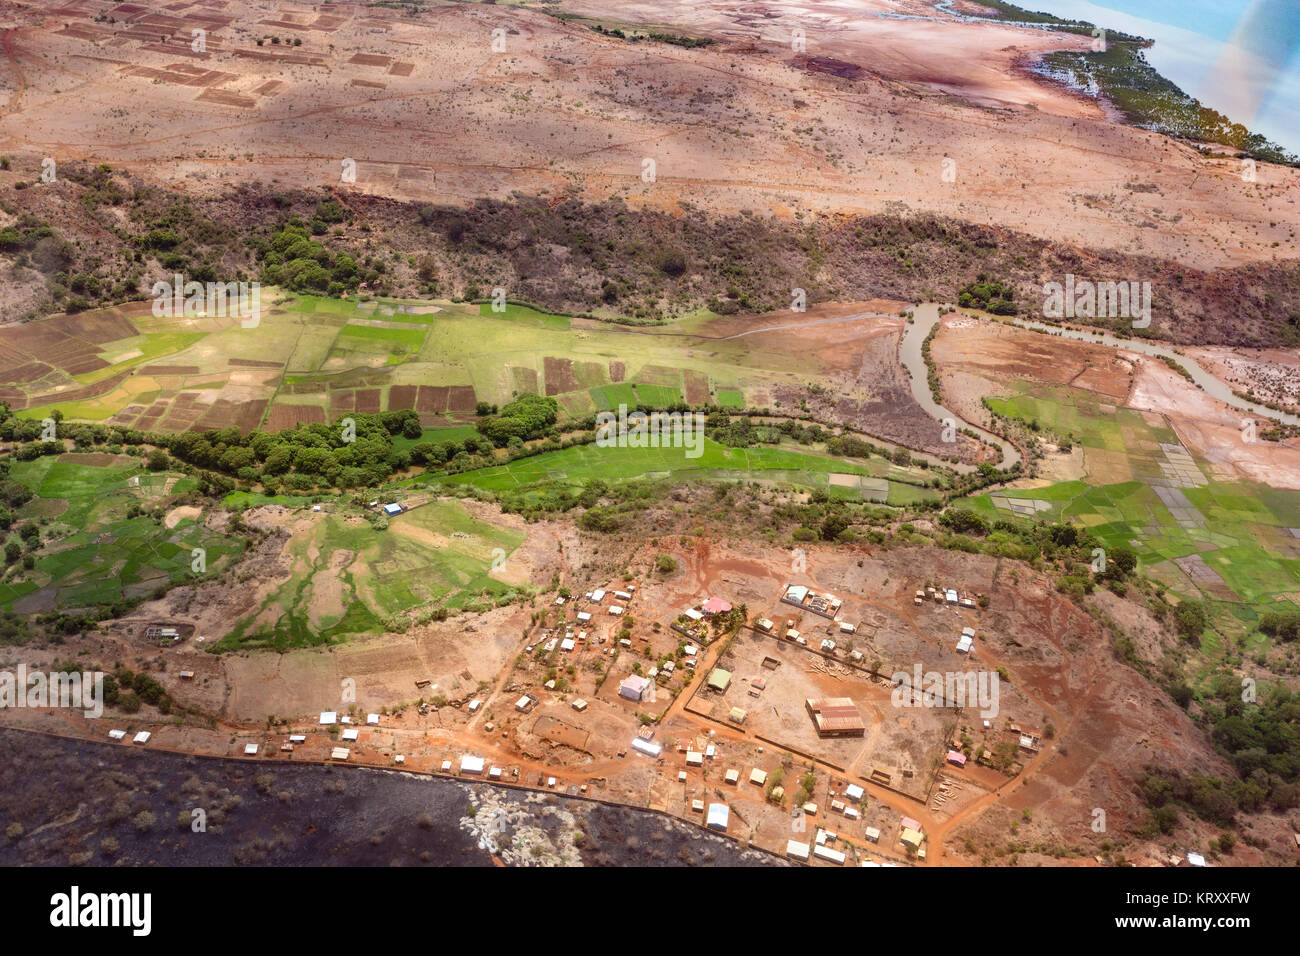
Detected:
left=427, top=437, right=941, bottom=505
left=0, top=457, right=244, bottom=612
left=212, top=499, right=526, bottom=651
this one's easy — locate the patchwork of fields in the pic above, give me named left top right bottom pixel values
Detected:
left=976, top=385, right=1300, bottom=645
left=4, top=295, right=855, bottom=434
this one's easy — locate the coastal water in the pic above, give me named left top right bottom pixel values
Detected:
left=1007, top=0, right=1300, bottom=155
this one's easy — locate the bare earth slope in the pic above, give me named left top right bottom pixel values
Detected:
left=0, top=0, right=1297, bottom=272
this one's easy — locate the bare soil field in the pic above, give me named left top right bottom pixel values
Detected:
left=1, top=0, right=1297, bottom=276
left=932, top=315, right=1300, bottom=489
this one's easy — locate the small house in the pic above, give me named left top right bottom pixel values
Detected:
left=619, top=675, right=653, bottom=701
left=460, top=755, right=485, bottom=775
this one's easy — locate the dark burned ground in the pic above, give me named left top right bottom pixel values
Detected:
left=0, top=731, right=780, bottom=867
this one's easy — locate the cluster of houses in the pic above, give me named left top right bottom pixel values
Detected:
left=956, top=626, right=975, bottom=654
left=783, top=786, right=920, bottom=866
left=108, top=729, right=153, bottom=745
left=914, top=584, right=979, bottom=609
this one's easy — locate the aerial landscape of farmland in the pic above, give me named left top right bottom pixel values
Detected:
left=0, top=0, right=1295, bottom=928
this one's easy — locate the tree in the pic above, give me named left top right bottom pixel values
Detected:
left=1173, top=600, right=1208, bottom=644
left=820, top=512, right=850, bottom=541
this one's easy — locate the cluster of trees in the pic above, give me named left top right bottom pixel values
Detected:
left=101, top=666, right=176, bottom=716
left=255, top=220, right=362, bottom=296
left=934, top=509, right=1142, bottom=597
left=163, top=411, right=421, bottom=491
left=475, top=393, right=559, bottom=446
left=1259, top=608, right=1300, bottom=643
left=958, top=275, right=1017, bottom=315
left=588, top=24, right=713, bottom=48
left=1142, top=687, right=1300, bottom=831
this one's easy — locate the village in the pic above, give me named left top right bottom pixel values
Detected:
left=103, top=560, right=1054, bottom=867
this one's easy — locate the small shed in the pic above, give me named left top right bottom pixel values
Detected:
left=331, top=747, right=350, bottom=761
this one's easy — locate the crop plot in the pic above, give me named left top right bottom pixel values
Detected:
left=0, top=457, right=242, bottom=614
left=214, top=500, right=526, bottom=652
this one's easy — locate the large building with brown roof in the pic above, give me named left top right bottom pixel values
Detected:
left=805, top=698, right=866, bottom=738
